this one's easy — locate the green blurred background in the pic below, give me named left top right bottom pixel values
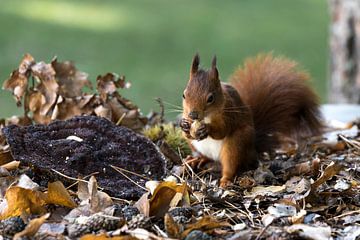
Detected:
left=0, top=0, right=329, bottom=119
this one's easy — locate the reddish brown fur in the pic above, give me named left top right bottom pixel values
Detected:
left=230, top=53, right=322, bottom=152
left=181, top=53, right=323, bottom=187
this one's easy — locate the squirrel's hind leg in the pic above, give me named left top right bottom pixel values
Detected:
left=220, top=127, right=257, bottom=187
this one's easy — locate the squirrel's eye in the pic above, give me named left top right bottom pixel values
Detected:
left=207, top=94, right=214, bottom=104
left=182, top=93, right=186, bottom=99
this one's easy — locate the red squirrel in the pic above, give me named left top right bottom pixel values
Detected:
left=180, top=53, right=322, bottom=187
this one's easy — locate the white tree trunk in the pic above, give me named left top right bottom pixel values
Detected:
left=329, top=0, right=360, bottom=103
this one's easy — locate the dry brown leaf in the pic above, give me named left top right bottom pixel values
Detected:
left=18, top=53, right=36, bottom=75
left=51, top=96, right=94, bottom=121
left=285, top=224, right=331, bottom=240
left=1, top=160, right=20, bottom=171
left=0, top=150, right=14, bottom=165
left=13, top=213, right=50, bottom=240
left=286, top=161, right=312, bottom=178
left=46, top=181, right=77, bottom=208
left=51, top=58, right=92, bottom=98
left=3, top=54, right=147, bottom=131
left=0, top=176, right=15, bottom=198
left=149, top=182, right=190, bottom=218
left=291, top=209, right=307, bottom=224
left=285, top=177, right=311, bottom=200
left=181, top=216, right=230, bottom=238
left=133, top=192, right=150, bottom=217
left=31, top=61, right=58, bottom=118
left=76, top=176, right=113, bottom=213
left=245, top=185, right=286, bottom=198
left=28, top=90, right=45, bottom=112
left=94, top=104, right=112, bottom=119
left=2, top=71, right=28, bottom=106
left=96, top=73, right=126, bottom=102
left=2, top=54, right=35, bottom=106
left=311, top=161, right=343, bottom=191
left=3, top=115, right=32, bottom=127
left=17, top=174, right=39, bottom=190
left=0, top=186, right=47, bottom=219
left=89, top=176, right=113, bottom=212
left=164, top=213, right=181, bottom=238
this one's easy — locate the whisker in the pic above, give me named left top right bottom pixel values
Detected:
left=165, top=110, right=183, bottom=113
left=162, top=100, right=182, bottom=109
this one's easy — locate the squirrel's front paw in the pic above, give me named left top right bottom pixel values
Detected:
left=195, top=123, right=208, bottom=140
left=180, top=118, right=192, bottom=134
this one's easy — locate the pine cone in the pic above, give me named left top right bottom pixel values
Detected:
left=67, top=213, right=124, bottom=238
left=168, top=207, right=194, bottom=224
left=127, top=214, right=152, bottom=230
left=0, top=217, right=26, bottom=236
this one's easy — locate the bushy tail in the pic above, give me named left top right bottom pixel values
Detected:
left=230, top=53, right=323, bottom=152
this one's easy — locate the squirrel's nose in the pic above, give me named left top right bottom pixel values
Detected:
left=188, top=111, right=199, bottom=120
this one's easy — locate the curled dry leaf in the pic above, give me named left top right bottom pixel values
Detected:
left=2, top=53, right=35, bottom=106
left=285, top=224, right=331, bottom=240
left=31, top=61, right=59, bottom=122
left=0, top=151, right=13, bottom=165
left=0, top=181, right=76, bottom=219
left=134, top=181, right=190, bottom=218
left=149, top=182, right=190, bottom=218
left=244, top=185, right=286, bottom=198
left=77, top=176, right=113, bottom=213
left=0, top=186, right=47, bottom=219
left=51, top=95, right=94, bottom=121
left=181, top=216, right=230, bottom=238
left=13, top=213, right=50, bottom=240
left=47, top=181, right=77, bottom=208
left=284, top=158, right=321, bottom=179
left=0, top=176, right=15, bottom=198
left=285, top=177, right=311, bottom=200
left=96, top=73, right=126, bottom=102
left=0, top=160, right=20, bottom=171
left=88, top=176, right=113, bottom=213
left=311, top=161, right=343, bottom=191
left=51, top=57, right=92, bottom=98
left=17, top=174, right=39, bottom=190
left=3, top=54, right=148, bottom=131
left=267, top=204, right=297, bottom=218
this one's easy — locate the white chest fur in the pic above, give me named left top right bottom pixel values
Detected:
left=191, top=137, right=224, bottom=162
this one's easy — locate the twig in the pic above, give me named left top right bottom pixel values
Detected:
left=116, top=112, right=127, bottom=125
left=155, top=97, right=165, bottom=124
left=338, top=134, right=360, bottom=151
left=65, top=172, right=99, bottom=190
left=331, top=209, right=360, bottom=219
left=181, top=157, right=207, bottom=185
left=225, top=200, right=255, bottom=227
left=110, top=165, right=152, bottom=181
left=110, top=165, right=147, bottom=191
left=51, top=169, right=89, bottom=184
left=110, top=196, right=131, bottom=204
left=255, top=221, right=272, bottom=240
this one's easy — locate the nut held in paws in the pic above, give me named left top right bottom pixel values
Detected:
left=190, top=120, right=202, bottom=138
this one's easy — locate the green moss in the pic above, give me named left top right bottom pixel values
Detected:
left=143, top=123, right=192, bottom=157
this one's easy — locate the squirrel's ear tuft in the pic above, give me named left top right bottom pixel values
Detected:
left=211, top=55, right=217, bottom=69
left=190, top=53, right=200, bottom=76
left=210, top=55, right=219, bottom=79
